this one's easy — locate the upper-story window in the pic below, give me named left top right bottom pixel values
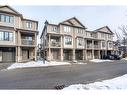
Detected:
left=77, top=38, right=83, bottom=46
left=65, top=36, right=72, bottom=45
left=108, top=42, right=113, bottom=48
left=0, top=14, right=14, bottom=24
left=101, top=33, right=105, bottom=38
left=77, top=28, right=83, bottom=34
left=64, top=26, right=71, bottom=32
left=102, top=41, right=106, bottom=48
left=26, top=21, right=32, bottom=29
left=52, top=26, right=57, bottom=32
left=108, top=34, right=112, bottom=39
left=0, top=31, right=13, bottom=41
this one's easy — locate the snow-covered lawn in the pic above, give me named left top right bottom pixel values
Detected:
left=63, top=74, right=127, bottom=90
left=90, top=59, right=112, bottom=63
left=7, top=60, right=86, bottom=70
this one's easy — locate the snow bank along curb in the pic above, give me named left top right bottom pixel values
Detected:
left=90, top=59, right=112, bottom=63
left=63, top=74, right=127, bottom=90
left=7, top=61, right=87, bottom=70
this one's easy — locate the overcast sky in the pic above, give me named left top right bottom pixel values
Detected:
left=13, top=6, right=127, bottom=43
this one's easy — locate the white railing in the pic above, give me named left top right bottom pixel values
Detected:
left=22, top=39, right=34, bottom=45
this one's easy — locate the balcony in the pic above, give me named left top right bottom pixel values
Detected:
left=94, top=45, right=100, bottom=49
left=21, top=39, right=34, bottom=45
left=51, top=41, right=61, bottom=47
left=87, top=44, right=93, bottom=49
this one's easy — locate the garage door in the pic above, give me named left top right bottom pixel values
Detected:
left=2, top=51, right=15, bottom=62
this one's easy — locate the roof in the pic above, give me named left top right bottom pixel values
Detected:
left=59, top=17, right=87, bottom=29
left=0, top=5, right=23, bottom=17
left=94, top=26, right=114, bottom=34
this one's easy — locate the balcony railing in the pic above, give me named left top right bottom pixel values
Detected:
left=51, top=41, right=61, bottom=47
left=22, top=39, right=34, bottom=45
left=87, top=44, right=93, bottom=49
left=94, top=45, right=100, bottom=49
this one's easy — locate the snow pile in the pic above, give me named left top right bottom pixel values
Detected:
left=90, top=59, right=112, bottom=63
left=63, top=74, right=127, bottom=90
left=123, top=58, right=127, bottom=60
left=7, top=60, right=71, bottom=70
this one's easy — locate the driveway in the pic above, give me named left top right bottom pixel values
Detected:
left=0, top=60, right=127, bottom=89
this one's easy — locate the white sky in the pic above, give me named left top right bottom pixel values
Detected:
left=12, top=6, right=127, bottom=43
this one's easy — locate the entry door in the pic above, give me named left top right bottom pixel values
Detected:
left=53, top=50, right=59, bottom=60
left=22, top=49, right=29, bottom=60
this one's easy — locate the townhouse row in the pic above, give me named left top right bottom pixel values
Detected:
left=0, top=5, right=118, bottom=63
left=0, top=6, right=38, bottom=62
left=40, top=18, right=118, bottom=61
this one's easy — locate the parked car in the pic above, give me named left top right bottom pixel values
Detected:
left=103, top=54, right=121, bottom=60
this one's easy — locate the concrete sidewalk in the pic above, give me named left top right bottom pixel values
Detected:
left=0, top=63, right=13, bottom=71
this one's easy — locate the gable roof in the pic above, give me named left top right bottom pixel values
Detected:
left=0, top=5, right=22, bottom=17
left=94, top=26, right=114, bottom=34
left=59, top=17, right=87, bottom=29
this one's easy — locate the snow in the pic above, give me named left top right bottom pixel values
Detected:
left=7, top=60, right=87, bottom=70
left=63, top=74, right=127, bottom=90
left=90, top=59, right=112, bottom=63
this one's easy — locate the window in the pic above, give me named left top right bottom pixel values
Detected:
left=52, top=26, right=57, bottom=32
left=108, top=35, right=112, bottom=39
left=26, top=21, right=32, bottom=28
left=109, top=42, right=112, bottom=48
left=4, top=32, right=9, bottom=41
left=77, top=38, right=83, bottom=46
left=0, top=14, right=14, bottom=23
left=101, top=33, right=105, bottom=38
left=77, top=28, right=83, bottom=34
left=102, top=41, right=105, bottom=47
left=65, top=36, right=72, bottom=45
left=9, top=33, right=13, bottom=41
left=64, top=26, right=71, bottom=32
left=0, top=31, right=13, bottom=41
left=0, top=32, right=4, bottom=40
left=24, top=36, right=32, bottom=41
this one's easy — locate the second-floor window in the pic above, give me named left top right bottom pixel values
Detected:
left=52, top=26, right=57, bottom=32
left=102, top=41, right=106, bottom=48
left=108, top=42, right=113, bottom=48
left=77, top=28, right=83, bottom=34
left=77, top=38, right=83, bottom=46
left=64, top=26, right=71, bottom=32
left=65, top=36, right=72, bottom=45
left=26, top=21, right=32, bottom=29
left=0, top=14, right=14, bottom=24
left=108, top=34, right=112, bottom=39
left=0, top=31, right=13, bottom=41
left=101, top=33, right=105, bottom=38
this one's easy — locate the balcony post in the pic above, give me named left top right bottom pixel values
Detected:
left=72, top=49, right=76, bottom=61
left=18, top=31, right=21, bottom=45
left=34, top=33, right=37, bottom=61
left=48, top=34, right=51, bottom=61
left=92, top=40, right=94, bottom=59
left=17, top=46, right=21, bottom=62
left=83, top=49, right=86, bottom=60
left=98, top=50, right=101, bottom=59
